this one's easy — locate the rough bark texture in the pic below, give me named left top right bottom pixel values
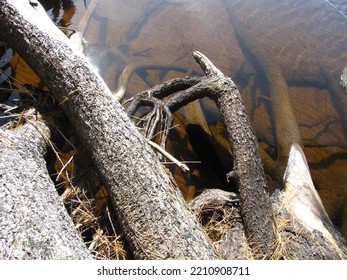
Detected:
left=190, top=189, right=252, bottom=259
left=0, top=0, right=215, bottom=259
left=130, top=52, right=277, bottom=256
left=2, top=0, right=345, bottom=260
left=192, top=52, right=276, bottom=256
left=213, top=78, right=276, bottom=255
left=0, top=113, right=92, bottom=260
left=223, top=0, right=303, bottom=183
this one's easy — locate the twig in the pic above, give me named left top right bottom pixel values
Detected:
left=56, top=154, right=75, bottom=182
left=147, top=139, right=189, bottom=172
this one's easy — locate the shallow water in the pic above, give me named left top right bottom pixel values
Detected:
left=2, top=0, right=347, bottom=237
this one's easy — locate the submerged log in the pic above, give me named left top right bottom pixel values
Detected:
left=0, top=0, right=215, bottom=259
left=0, top=112, right=92, bottom=260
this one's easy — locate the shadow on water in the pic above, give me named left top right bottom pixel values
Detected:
left=3, top=0, right=346, bottom=237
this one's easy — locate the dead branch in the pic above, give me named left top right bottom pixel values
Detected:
left=127, top=51, right=277, bottom=257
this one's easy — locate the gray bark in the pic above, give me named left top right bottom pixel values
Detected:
left=223, top=0, right=303, bottom=183
left=131, top=52, right=277, bottom=257
left=0, top=0, right=215, bottom=259
left=0, top=112, right=92, bottom=259
left=1, top=0, right=345, bottom=260
left=190, top=189, right=252, bottom=259
left=128, top=52, right=347, bottom=259
left=191, top=53, right=277, bottom=256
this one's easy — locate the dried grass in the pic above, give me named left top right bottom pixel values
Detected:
left=53, top=140, right=127, bottom=260
left=199, top=207, right=235, bottom=243
left=1, top=69, right=298, bottom=260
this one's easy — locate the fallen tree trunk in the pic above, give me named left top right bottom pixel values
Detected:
left=0, top=0, right=215, bottom=259
left=1, top=0, right=346, bottom=260
left=0, top=111, right=92, bottom=260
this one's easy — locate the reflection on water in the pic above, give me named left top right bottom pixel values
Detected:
left=16, top=0, right=347, bottom=237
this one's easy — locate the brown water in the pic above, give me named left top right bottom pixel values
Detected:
left=2, top=0, right=347, bottom=237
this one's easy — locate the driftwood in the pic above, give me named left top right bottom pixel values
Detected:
left=127, top=52, right=277, bottom=256
left=0, top=0, right=346, bottom=260
left=223, top=0, right=303, bottom=184
left=0, top=111, right=92, bottom=259
left=271, top=144, right=347, bottom=259
left=0, top=0, right=215, bottom=260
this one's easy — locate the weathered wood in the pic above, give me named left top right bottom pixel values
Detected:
left=129, top=51, right=347, bottom=259
left=0, top=111, right=92, bottom=260
left=190, top=189, right=252, bottom=259
left=2, top=0, right=345, bottom=260
left=128, top=51, right=277, bottom=257
left=192, top=52, right=276, bottom=256
left=223, top=0, right=303, bottom=184
left=0, top=0, right=216, bottom=259
left=271, top=144, right=346, bottom=259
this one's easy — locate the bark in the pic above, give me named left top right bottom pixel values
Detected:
left=0, top=0, right=215, bottom=259
left=1, top=0, right=345, bottom=260
left=190, top=189, right=252, bottom=259
left=223, top=0, right=303, bottom=183
left=128, top=52, right=277, bottom=257
left=0, top=111, right=92, bottom=260
left=188, top=53, right=276, bottom=256
left=127, top=53, right=347, bottom=259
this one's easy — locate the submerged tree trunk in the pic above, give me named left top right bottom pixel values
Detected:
left=0, top=0, right=215, bottom=259
left=0, top=111, right=92, bottom=260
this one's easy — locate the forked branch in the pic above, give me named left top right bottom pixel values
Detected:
left=127, top=51, right=276, bottom=257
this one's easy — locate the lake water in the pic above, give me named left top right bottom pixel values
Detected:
left=2, top=0, right=347, bottom=238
